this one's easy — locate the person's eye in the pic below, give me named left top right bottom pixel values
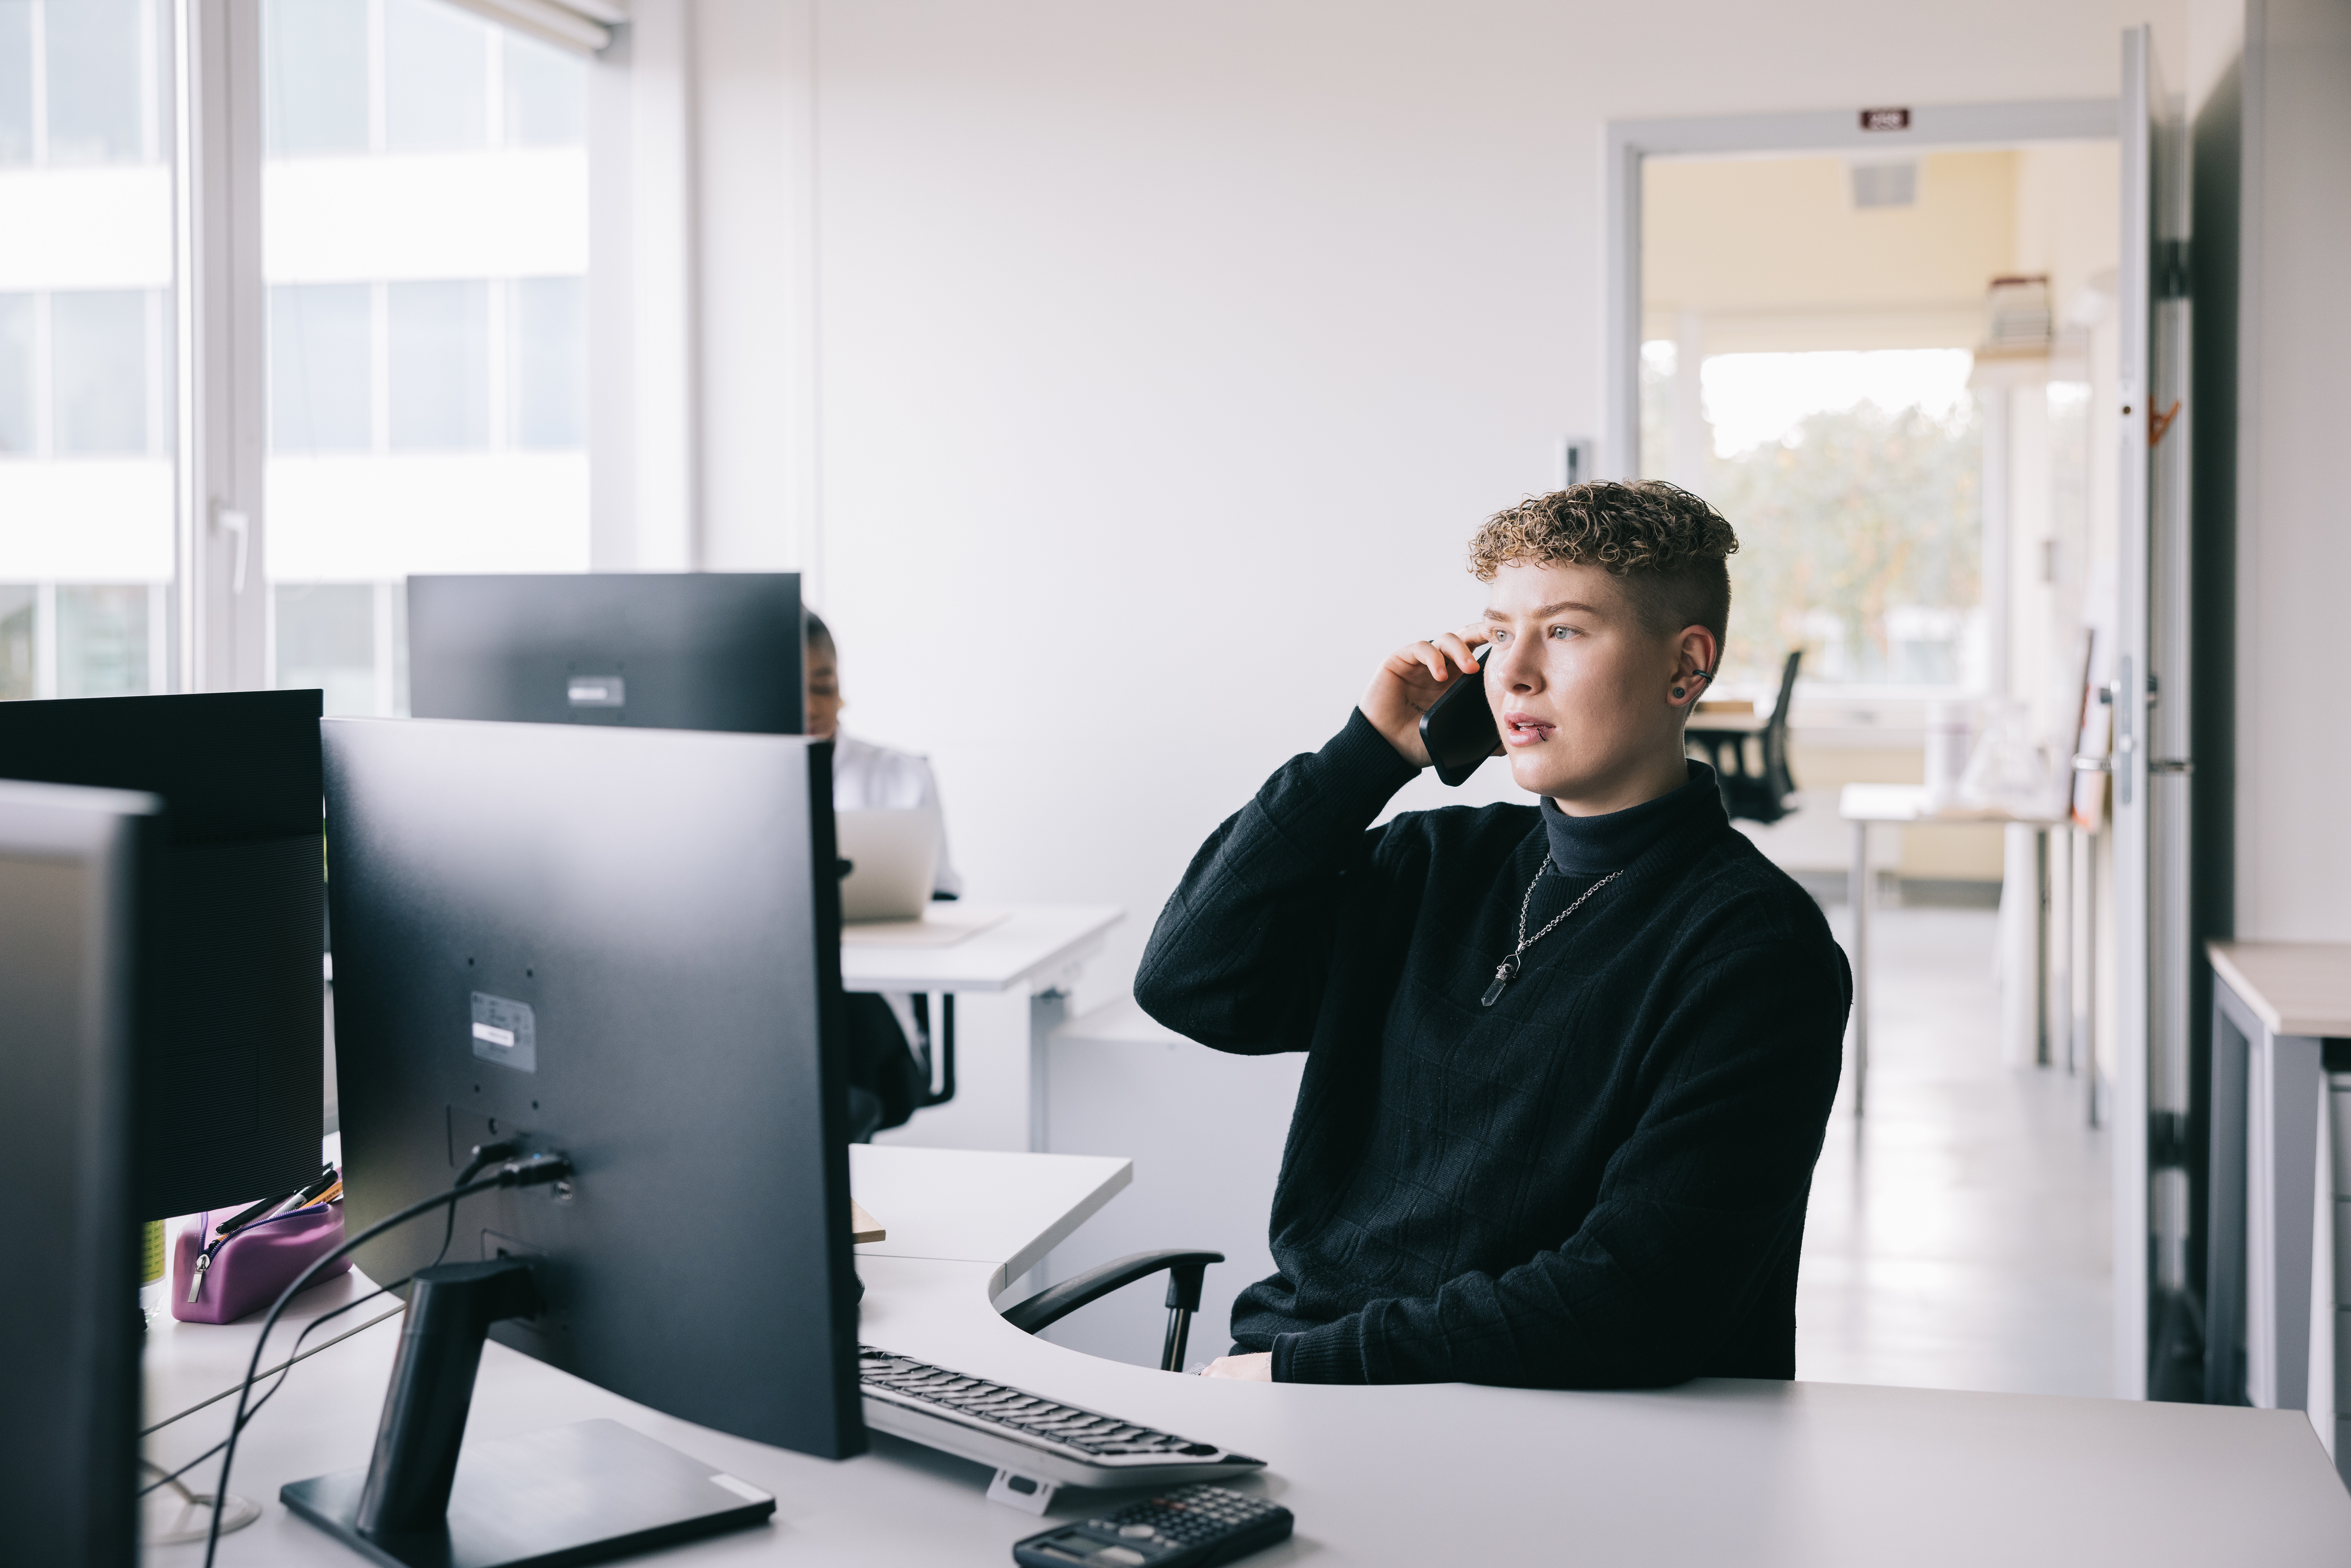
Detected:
left=1488, top=629, right=1511, bottom=645
left=1549, top=624, right=1578, bottom=640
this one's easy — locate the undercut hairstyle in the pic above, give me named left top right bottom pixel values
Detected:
left=1468, top=481, right=1737, bottom=653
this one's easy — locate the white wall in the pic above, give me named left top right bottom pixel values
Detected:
left=795, top=0, right=2186, bottom=1025
left=2226, top=0, right=2351, bottom=943
left=605, top=0, right=2194, bottom=1151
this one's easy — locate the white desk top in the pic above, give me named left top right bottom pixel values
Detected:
left=2209, top=940, right=2351, bottom=1038
left=839, top=903, right=1121, bottom=994
left=1839, top=781, right=2064, bottom=826
left=142, top=1148, right=2351, bottom=1565
left=849, top=1144, right=1130, bottom=1296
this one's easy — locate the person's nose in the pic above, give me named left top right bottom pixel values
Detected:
left=1491, top=634, right=1542, bottom=693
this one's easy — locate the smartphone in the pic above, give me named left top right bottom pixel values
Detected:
left=1418, top=642, right=1499, bottom=786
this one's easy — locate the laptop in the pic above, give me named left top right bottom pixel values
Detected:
left=835, top=809, right=942, bottom=922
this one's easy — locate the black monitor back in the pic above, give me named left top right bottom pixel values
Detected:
left=321, top=717, right=863, bottom=1459
left=0, top=779, right=154, bottom=1567
left=407, top=573, right=805, bottom=734
left=0, top=690, right=324, bottom=1218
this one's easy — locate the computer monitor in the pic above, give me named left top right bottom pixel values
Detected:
left=407, top=572, right=806, bottom=733
left=0, top=690, right=325, bottom=1219
left=0, top=779, right=156, bottom=1567
left=294, top=715, right=860, bottom=1566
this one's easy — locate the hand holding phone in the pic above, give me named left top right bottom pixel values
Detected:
left=1361, top=629, right=1490, bottom=772
left=1418, top=642, right=1501, bottom=786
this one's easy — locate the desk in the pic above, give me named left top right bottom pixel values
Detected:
left=840, top=905, right=1122, bottom=1151
left=2205, top=942, right=2351, bottom=1424
left=1839, top=784, right=2064, bottom=1119
left=143, top=1146, right=2351, bottom=1564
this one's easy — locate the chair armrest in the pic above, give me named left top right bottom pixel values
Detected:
left=1000, top=1250, right=1224, bottom=1336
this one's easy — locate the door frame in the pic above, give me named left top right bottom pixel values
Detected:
left=1602, top=98, right=2118, bottom=483
left=1599, top=91, right=2153, bottom=1392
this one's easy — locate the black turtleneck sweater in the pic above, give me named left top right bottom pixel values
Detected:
left=1134, top=711, right=1850, bottom=1386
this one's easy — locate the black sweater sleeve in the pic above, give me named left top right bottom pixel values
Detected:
left=1277, top=929, right=1848, bottom=1387
left=1136, top=710, right=1419, bottom=1056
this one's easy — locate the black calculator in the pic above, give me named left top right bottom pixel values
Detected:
left=1011, top=1484, right=1292, bottom=1568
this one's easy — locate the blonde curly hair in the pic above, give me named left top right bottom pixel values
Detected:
left=1468, top=480, right=1737, bottom=646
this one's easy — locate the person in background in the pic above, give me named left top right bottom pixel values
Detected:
left=806, top=611, right=964, bottom=897
left=807, top=610, right=962, bottom=1141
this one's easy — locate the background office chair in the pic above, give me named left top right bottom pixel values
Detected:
left=1003, top=1251, right=1223, bottom=1373
left=1684, top=648, right=1803, bottom=826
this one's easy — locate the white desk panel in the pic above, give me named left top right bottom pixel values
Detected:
left=850, top=1144, right=1130, bottom=1295
left=142, top=1152, right=2351, bottom=1566
left=838, top=904, right=1121, bottom=994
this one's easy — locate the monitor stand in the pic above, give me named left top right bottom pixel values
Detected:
left=280, top=1258, right=775, bottom=1568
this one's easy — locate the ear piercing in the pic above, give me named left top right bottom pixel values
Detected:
left=1672, top=687, right=1686, bottom=699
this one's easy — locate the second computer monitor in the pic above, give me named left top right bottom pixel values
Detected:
left=321, top=716, right=863, bottom=1460
left=0, top=689, right=326, bottom=1219
left=407, top=572, right=805, bottom=734
left=0, top=779, right=153, bottom=1567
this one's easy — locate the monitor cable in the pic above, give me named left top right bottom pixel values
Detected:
left=197, top=1151, right=573, bottom=1567
left=139, top=1141, right=529, bottom=1533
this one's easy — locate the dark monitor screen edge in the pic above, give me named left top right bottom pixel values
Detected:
left=0, top=779, right=156, bottom=1568
left=302, top=716, right=859, bottom=1565
left=406, top=572, right=806, bottom=736
left=0, top=690, right=326, bottom=1220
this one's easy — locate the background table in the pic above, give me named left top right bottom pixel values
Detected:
left=1838, top=783, right=2064, bottom=1118
left=2205, top=941, right=2351, bottom=1435
left=841, top=904, right=1122, bottom=1151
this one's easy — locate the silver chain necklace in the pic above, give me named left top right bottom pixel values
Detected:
left=1482, top=863, right=1622, bottom=1007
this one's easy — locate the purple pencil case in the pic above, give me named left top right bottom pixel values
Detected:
left=171, top=1200, right=350, bottom=1324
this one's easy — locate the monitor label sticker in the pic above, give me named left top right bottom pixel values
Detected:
left=567, top=675, right=625, bottom=709
left=470, top=992, right=537, bottom=1073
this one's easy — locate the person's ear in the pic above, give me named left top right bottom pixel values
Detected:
left=1669, top=626, right=1719, bottom=706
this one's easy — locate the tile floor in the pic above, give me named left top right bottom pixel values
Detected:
left=1797, top=904, right=2113, bottom=1398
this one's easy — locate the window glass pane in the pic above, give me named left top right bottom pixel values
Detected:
left=0, top=584, right=32, bottom=699
left=0, top=2, right=32, bottom=166
left=271, top=283, right=372, bottom=451
left=513, top=276, right=582, bottom=448
left=55, top=584, right=151, bottom=696
left=263, top=0, right=367, bottom=156
left=44, top=0, right=144, bottom=165
left=0, top=4, right=174, bottom=703
left=0, top=292, right=32, bottom=451
left=263, top=3, right=586, bottom=714
left=384, top=0, right=485, bottom=153
left=52, top=290, right=149, bottom=454
left=273, top=582, right=376, bottom=713
left=387, top=280, right=487, bottom=448
left=1700, top=351, right=1982, bottom=686
left=501, top=29, right=582, bottom=147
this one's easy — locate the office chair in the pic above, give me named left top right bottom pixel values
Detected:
left=1003, top=1251, right=1223, bottom=1373
left=1685, top=648, right=1803, bottom=826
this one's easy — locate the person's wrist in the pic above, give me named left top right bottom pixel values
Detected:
left=1365, top=709, right=1428, bottom=768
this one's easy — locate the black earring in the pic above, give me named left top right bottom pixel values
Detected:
left=1672, top=686, right=1685, bottom=699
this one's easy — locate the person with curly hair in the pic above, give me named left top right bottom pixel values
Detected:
left=1138, top=480, right=1850, bottom=1387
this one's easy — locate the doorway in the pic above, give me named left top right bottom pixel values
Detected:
left=1616, top=109, right=2128, bottom=1398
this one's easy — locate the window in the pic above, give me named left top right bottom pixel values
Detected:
left=270, top=283, right=372, bottom=451
left=0, top=0, right=175, bottom=702
left=262, top=0, right=589, bottom=714
left=387, top=279, right=490, bottom=449
left=1646, top=346, right=1984, bottom=688
left=52, top=289, right=152, bottom=453
left=513, top=275, right=584, bottom=448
